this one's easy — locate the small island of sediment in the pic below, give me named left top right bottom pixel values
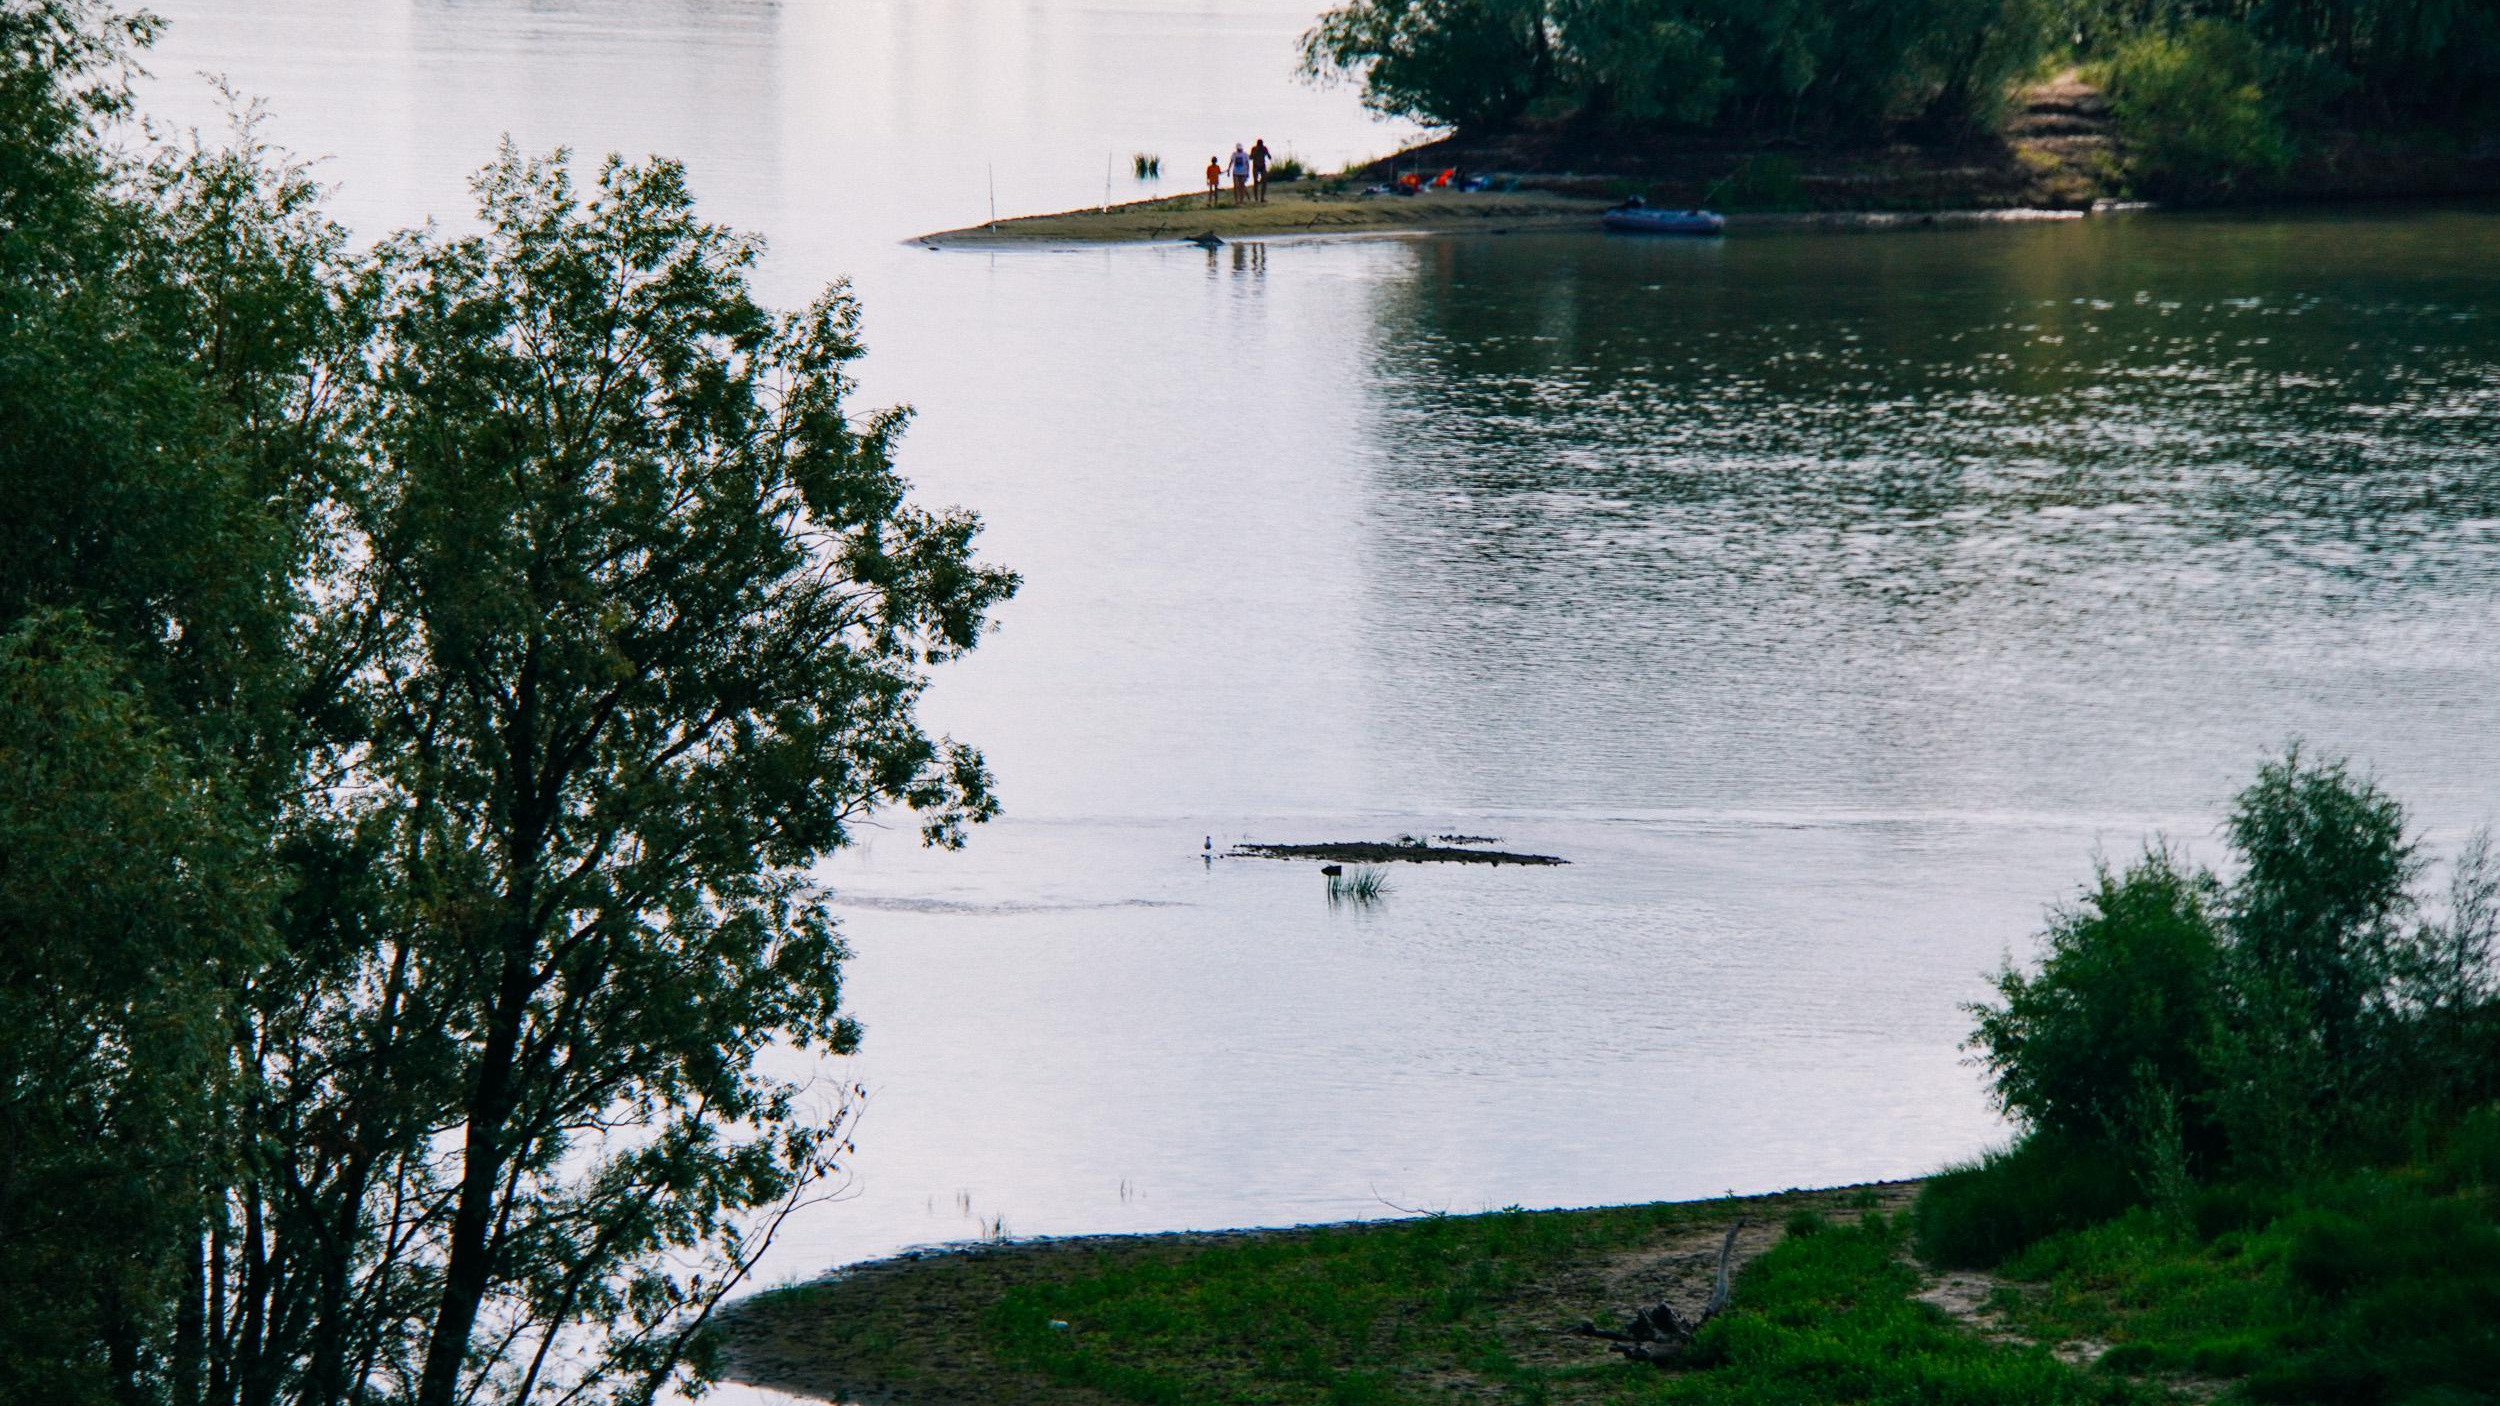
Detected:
left=912, top=184, right=1617, bottom=246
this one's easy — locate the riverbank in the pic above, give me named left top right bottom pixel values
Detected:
left=911, top=183, right=2105, bottom=247
left=916, top=74, right=2499, bottom=247
left=714, top=1181, right=1921, bottom=1404
left=913, top=76, right=2119, bottom=246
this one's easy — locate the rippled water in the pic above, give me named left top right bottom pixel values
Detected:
left=144, top=1, right=2500, bottom=1309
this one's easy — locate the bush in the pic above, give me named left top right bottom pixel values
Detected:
left=2189, top=1181, right=2289, bottom=1239
left=1969, top=846, right=2224, bottom=1150
left=2104, top=21, right=2323, bottom=196
left=2253, top=1182, right=2500, bottom=1403
left=2432, top=1105, right=2500, bottom=1192
left=2208, top=747, right=2424, bottom=1177
left=1995, top=1167, right=2500, bottom=1400
left=1914, top=1134, right=2143, bottom=1269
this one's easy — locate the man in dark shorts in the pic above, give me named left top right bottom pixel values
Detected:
left=1249, top=138, right=1272, bottom=204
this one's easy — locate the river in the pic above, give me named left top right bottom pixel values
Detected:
left=143, top=0, right=2500, bottom=1320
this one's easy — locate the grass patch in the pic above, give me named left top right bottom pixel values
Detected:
left=1987, top=1144, right=2500, bottom=1402
left=1913, top=1134, right=2143, bottom=1270
left=1679, top=1214, right=2153, bottom=1406
left=986, top=1202, right=1707, bottom=1404
left=982, top=1198, right=2148, bottom=1405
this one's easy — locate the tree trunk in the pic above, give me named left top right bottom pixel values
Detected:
left=412, top=948, right=534, bottom=1406
left=103, top=1281, right=144, bottom=1406
left=175, top=1226, right=206, bottom=1406
left=417, top=639, right=548, bottom=1406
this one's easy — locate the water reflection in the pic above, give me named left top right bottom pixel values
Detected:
left=1350, top=215, right=2500, bottom=821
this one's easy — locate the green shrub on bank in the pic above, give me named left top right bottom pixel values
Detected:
left=1967, top=748, right=2489, bottom=1189
left=1943, top=750, right=2500, bottom=1401
left=1995, top=1159, right=2500, bottom=1403
left=1913, top=1135, right=2141, bottom=1269
left=2103, top=21, right=2354, bottom=197
left=1970, top=846, right=2224, bottom=1151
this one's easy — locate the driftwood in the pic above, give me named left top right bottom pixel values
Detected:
left=1572, top=1218, right=1745, bottom=1367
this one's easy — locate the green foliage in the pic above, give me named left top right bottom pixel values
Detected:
left=1302, top=0, right=1554, bottom=130
left=1968, top=748, right=2492, bottom=1193
left=1307, top=0, right=2067, bottom=137
left=2104, top=23, right=2299, bottom=195
left=2431, top=1105, right=2500, bottom=1192
left=991, top=1201, right=1700, bottom=1402
left=0, top=7, right=312, bottom=742
left=2162, top=0, right=2500, bottom=126
left=1677, top=1213, right=2154, bottom=1405
left=0, top=8, right=325, bottom=1401
left=1328, top=865, right=1392, bottom=903
left=986, top=1202, right=2155, bottom=1405
left=1952, top=752, right=2500, bottom=1401
left=1996, top=1204, right=2297, bottom=1377
left=2225, top=745, right=2417, bottom=1054
left=2204, top=748, right=2439, bottom=1177
left=1969, top=845, right=2224, bottom=1149
left=0, top=614, right=272, bottom=1406
left=2, top=5, right=1016, bottom=1401
left=1303, top=0, right=2054, bottom=136
left=1308, top=0, right=2500, bottom=156
left=1548, top=0, right=1729, bottom=127
left=224, top=143, right=1016, bottom=1406
left=1912, top=1135, right=2142, bottom=1269
left=1998, top=1165, right=2500, bottom=1404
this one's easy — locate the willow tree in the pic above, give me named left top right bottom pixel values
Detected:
left=211, top=147, right=1017, bottom=1406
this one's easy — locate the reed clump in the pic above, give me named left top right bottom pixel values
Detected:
left=1327, top=865, right=1390, bottom=905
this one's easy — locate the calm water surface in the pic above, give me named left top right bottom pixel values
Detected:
left=147, top=0, right=2500, bottom=1306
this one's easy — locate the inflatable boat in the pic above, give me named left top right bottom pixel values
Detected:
left=1601, top=204, right=1726, bottom=235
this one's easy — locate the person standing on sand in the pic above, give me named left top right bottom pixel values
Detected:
left=1249, top=137, right=1272, bottom=203
left=1204, top=154, right=1221, bottom=209
left=1229, top=143, right=1251, bottom=207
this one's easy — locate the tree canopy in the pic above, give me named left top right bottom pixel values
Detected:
left=0, top=4, right=1016, bottom=1402
left=1303, top=0, right=2500, bottom=140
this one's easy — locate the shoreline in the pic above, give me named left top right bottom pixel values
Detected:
left=909, top=185, right=1617, bottom=247
left=914, top=71, right=2500, bottom=249
left=714, top=1179, right=1921, bottom=1404
left=908, top=184, right=2118, bottom=248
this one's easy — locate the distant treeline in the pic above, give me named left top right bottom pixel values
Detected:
left=1304, top=0, right=2500, bottom=185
